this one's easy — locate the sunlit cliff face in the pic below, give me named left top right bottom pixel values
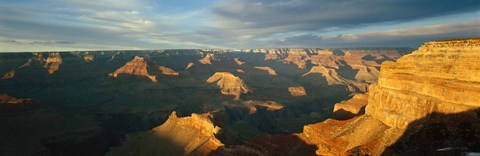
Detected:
left=299, top=38, right=480, bottom=155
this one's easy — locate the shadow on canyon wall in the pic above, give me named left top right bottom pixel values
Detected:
left=381, top=108, right=480, bottom=156
left=209, top=134, right=317, bottom=156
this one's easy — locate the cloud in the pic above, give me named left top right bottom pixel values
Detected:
left=0, top=0, right=479, bottom=51
left=272, top=20, right=480, bottom=47
left=1, top=39, right=75, bottom=45
left=212, top=0, right=480, bottom=39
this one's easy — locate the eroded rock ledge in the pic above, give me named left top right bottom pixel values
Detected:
left=300, top=38, right=480, bottom=155
left=109, top=56, right=157, bottom=82
left=108, top=111, right=223, bottom=156
left=207, top=72, right=250, bottom=100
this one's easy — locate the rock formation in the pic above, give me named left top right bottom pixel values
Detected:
left=1, top=69, right=15, bottom=79
left=303, top=66, right=369, bottom=92
left=223, top=100, right=284, bottom=114
left=207, top=72, right=250, bottom=100
left=44, top=52, right=62, bottom=74
left=254, top=66, right=277, bottom=75
left=158, top=66, right=179, bottom=76
left=199, top=53, right=217, bottom=65
left=284, top=48, right=309, bottom=69
left=234, top=58, right=245, bottom=65
left=0, top=94, right=31, bottom=104
left=332, top=93, right=368, bottom=120
left=109, top=56, right=157, bottom=82
left=299, top=38, right=480, bottom=155
left=84, top=54, right=94, bottom=62
left=288, top=87, right=307, bottom=96
left=108, top=111, right=223, bottom=156
left=185, top=62, right=194, bottom=69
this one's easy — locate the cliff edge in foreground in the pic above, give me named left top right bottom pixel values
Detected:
left=301, top=38, right=480, bottom=155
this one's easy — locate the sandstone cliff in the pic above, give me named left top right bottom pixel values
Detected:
left=43, top=52, right=62, bottom=74
left=299, top=38, right=480, bottom=155
left=288, top=87, right=307, bottom=96
left=108, top=111, right=223, bottom=156
left=158, top=66, right=179, bottom=76
left=254, top=66, right=277, bottom=76
left=207, top=72, right=250, bottom=100
left=332, top=93, right=368, bottom=120
left=109, top=56, right=157, bottom=82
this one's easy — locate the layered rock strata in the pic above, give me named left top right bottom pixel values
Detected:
left=332, top=93, right=368, bottom=120
left=109, top=56, right=157, bottom=82
left=207, top=72, right=250, bottom=100
left=108, top=112, right=223, bottom=156
left=300, top=38, right=480, bottom=155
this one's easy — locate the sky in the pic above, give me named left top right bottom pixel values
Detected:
left=0, top=0, right=479, bottom=52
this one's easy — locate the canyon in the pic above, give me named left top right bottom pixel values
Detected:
left=106, top=38, right=479, bottom=155
left=0, top=47, right=414, bottom=155
left=300, top=38, right=480, bottom=155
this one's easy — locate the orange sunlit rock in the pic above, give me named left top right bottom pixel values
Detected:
left=207, top=72, right=250, bottom=100
left=288, top=86, right=307, bottom=96
left=109, top=56, right=157, bottom=82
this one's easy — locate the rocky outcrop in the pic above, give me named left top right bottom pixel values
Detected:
left=44, top=52, right=62, bottom=74
left=207, top=72, right=250, bottom=100
left=158, top=66, right=179, bottom=76
left=284, top=48, right=309, bottom=69
left=108, top=111, right=223, bottom=156
left=234, top=58, right=245, bottom=65
left=303, top=66, right=344, bottom=84
left=185, top=62, right=194, bottom=69
left=303, top=66, right=369, bottom=92
left=300, top=116, right=389, bottom=155
left=84, top=54, right=94, bottom=62
left=223, top=100, right=284, bottom=114
left=332, top=94, right=368, bottom=120
left=254, top=66, right=277, bottom=75
left=0, top=94, right=31, bottom=104
left=300, top=38, right=480, bottom=155
left=288, top=87, right=307, bottom=96
left=1, top=69, right=15, bottom=79
left=109, top=56, right=157, bottom=82
left=367, top=38, right=480, bottom=129
left=199, top=53, right=217, bottom=65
